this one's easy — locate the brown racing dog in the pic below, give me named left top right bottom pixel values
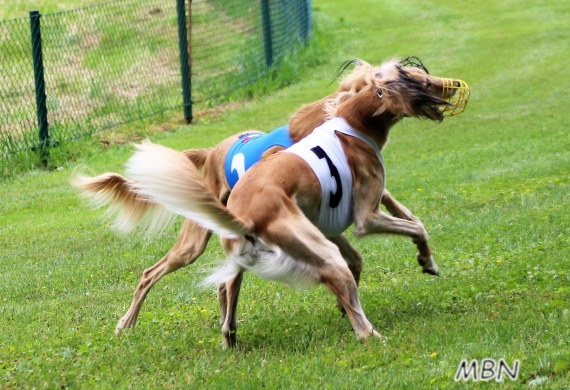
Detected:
left=77, top=59, right=468, bottom=345
left=75, top=58, right=452, bottom=336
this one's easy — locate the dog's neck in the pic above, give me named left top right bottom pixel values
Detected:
left=327, top=117, right=383, bottom=162
left=288, top=95, right=333, bottom=143
left=289, top=90, right=403, bottom=150
left=339, top=111, right=399, bottom=151
left=333, top=86, right=402, bottom=151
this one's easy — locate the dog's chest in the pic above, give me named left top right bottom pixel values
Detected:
left=284, top=125, right=355, bottom=238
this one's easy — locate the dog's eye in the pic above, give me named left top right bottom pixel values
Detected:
left=376, top=89, right=383, bottom=99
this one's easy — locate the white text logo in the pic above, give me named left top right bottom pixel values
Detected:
left=454, top=359, right=520, bottom=382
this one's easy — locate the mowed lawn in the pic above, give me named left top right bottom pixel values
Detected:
left=1, top=0, right=570, bottom=388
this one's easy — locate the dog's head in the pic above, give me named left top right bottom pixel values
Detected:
left=332, top=59, right=469, bottom=131
left=401, top=62, right=470, bottom=117
left=331, top=58, right=470, bottom=120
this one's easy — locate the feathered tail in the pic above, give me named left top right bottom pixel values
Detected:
left=72, top=171, right=176, bottom=234
left=72, top=147, right=218, bottom=234
left=125, top=141, right=252, bottom=239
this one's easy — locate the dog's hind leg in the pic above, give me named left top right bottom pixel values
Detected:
left=318, top=255, right=380, bottom=340
left=328, top=235, right=363, bottom=284
left=380, top=190, right=437, bottom=275
left=219, top=271, right=244, bottom=348
left=116, top=146, right=231, bottom=335
left=264, top=215, right=380, bottom=341
left=115, top=219, right=212, bottom=334
left=217, top=283, right=228, bottom=325
left=321, top=270, right=380, bottom=341
left=328, top=235, right=363, bottom=315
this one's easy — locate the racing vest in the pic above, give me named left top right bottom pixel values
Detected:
left=284, top=117, right=383, bottom=237
left=224, top=125, right=294, bottom=189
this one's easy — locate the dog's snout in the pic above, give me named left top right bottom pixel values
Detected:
left=443, top=88, right=457, bottom=99
left=439, top=78, right=470, bottom=117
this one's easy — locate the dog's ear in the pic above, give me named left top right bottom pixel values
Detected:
left=363, top=67, right=452, bottom=121
left=371, top=59, right=401, bottom=83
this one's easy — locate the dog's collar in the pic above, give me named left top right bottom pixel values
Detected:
left=329, top=117, right=384, bottom=166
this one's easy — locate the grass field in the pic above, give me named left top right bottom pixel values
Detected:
left=1, top=0, right=570, bottom=388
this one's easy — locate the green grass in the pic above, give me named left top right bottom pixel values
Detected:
left=1, top=0, right=570, bottom=388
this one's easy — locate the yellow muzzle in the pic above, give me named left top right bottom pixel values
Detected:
left=440, top=78, right=470, bottom=117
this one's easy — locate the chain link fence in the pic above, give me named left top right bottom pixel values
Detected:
left=0, top=0, right=311, bottom=162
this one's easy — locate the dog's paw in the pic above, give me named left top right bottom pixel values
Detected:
left=357, top=329, right=387, bottom=344
left=418, top=254, right=439, bottom=276
left=115, top=316, right=135, bottom=336
left=374, top=331, right=388, bottom=346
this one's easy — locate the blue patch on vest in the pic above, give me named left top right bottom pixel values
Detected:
left=224, top=125, right=293, bottom=189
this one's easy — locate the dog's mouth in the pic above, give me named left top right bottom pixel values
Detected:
left=439, top=78, right=470, bottom=117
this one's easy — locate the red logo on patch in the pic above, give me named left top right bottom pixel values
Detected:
left=240, top=133, right=262, bottom=144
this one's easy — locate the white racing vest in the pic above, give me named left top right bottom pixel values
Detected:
left=284, top=117, right=383, bottom=237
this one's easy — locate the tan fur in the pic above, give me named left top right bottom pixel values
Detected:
left=74, top=59, right=454, bottom=341
left=76, top=60, right=463, bottom=346
left=73, top=172, right=174, bottom=233
left=182, top=148, right=212, bottom=170
left=289, top=59, right=375, bottom=142
left=126, top=141, right=252, bottom=238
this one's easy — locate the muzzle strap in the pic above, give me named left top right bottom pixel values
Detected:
left=400, top=56, right=429, bottom=74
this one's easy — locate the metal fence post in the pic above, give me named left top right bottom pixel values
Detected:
left=30, top=10, right=49, bottom=166
left=300, top=0, right=311, bottom=43
left=176, top=0, right=192, bottom=123
left=260, top=0, right=273, bottom=67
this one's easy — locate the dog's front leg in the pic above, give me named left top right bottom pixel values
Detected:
left=381, top=189, right=420, bottom=223
left=380, top=190, right=437, bottom=275
left=354, top=209, right=439, bottom=276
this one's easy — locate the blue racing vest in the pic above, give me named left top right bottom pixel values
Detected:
left=224, top=125, right=294, bottom=189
